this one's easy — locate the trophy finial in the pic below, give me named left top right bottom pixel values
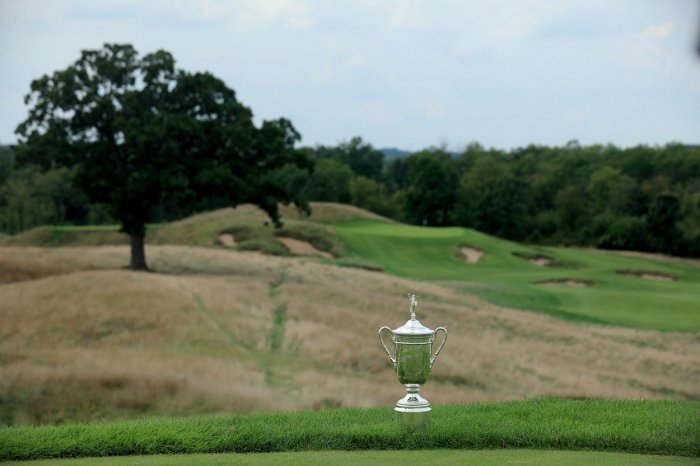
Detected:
left=408, top=293, right=418, bottom=319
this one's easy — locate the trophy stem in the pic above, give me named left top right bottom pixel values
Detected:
left=394, top=383, right=431, bottom=413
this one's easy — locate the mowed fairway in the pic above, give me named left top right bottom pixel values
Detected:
left=7, top=450, right=699, bottom=465
left=1, top=399, right=697, bottom=461
left=333, top=219, right=700, bottom=332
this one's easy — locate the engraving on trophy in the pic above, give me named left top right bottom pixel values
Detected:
left=378, top=293, right=447, bottom=414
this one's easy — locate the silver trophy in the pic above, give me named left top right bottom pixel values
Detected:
left=379, top=293, right=447, bottom=412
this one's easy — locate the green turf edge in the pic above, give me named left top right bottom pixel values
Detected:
left=1, top=399, right=697, bottom=461
left=6, top=449, right=700, bottom=466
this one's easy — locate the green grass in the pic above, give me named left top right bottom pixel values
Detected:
left=1, top=399, right=697, bottom=461
left=8, top=449, right=699, bottom=465
left=332, top=220, right=700, bottom=332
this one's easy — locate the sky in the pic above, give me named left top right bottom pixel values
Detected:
left=0, top=0, right=698, bottom=152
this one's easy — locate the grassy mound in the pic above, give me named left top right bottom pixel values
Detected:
left=0, top=203, right=382, bottom=271
left=1, top=399, right=697, bottom=461
left=333, top=220, right=700, bottom=332
left=0, top=203, right=391, bottom=249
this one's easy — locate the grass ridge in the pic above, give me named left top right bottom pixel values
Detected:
left=1, top=399, right=697, bottom=461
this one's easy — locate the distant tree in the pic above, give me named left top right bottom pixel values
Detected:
left=587, top=166, right=640, bottom=216
left=596, top=215, right=649, bottom=251
left=403, top=150, right=457, bottom=226
left=647, top=192, right=682, bottom=253
left=349, top=176, right=393, bottom=216
left=385, top=157, right=409, bottom=193
left=554, top=185, right=590, bottom=243
left=0, top=145, right=14, bottom=185
left=473, top=176, right=529, bottom=240
left=0, top=166, right=87, bottom=234
left=456, top=156, right=509, bottom=228
left=335, top=137, right=385, bottom=180
left=304, top=158, right=353, bottom=203
left=15, top=43, right=309, bottom=269
left=678, top=191, right=700, bottom=256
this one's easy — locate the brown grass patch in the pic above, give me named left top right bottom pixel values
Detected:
left=0, top=246, right=129, bottom=283
left=279, top=202, right=395, bottom=223
left=616, top=270, right=676, bottom=282
left=1, top=245, right=698, bottom=425
left=460, top=245, right=483, bottom=264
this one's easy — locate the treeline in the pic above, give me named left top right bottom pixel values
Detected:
left=281, top=138, right=700, bottom=257
left=0, top=145, right=111, bottom=234
left=2, top=139, right=700, bottom=256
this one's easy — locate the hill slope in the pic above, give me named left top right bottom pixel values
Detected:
left=1, top=245, right=698, bottom=425
left=2, top=202, right=698, bottom=331
left=333, top=219, right=700, bottom=332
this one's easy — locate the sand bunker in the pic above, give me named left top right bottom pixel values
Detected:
left=513, top=252, right=554, bottom=267
left=278, top=237, right=332, bottom=259
left=530, top=257, right=553, bottom=267
left=617, top=270, right=676, bottom=282
left=218, top=234, right=236, bottom=247
left=537, top=279, right=591, bottom=287
left=460, top=246, right=484, bottom=264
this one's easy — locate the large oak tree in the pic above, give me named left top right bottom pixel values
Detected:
left=16, top=43, right=310, bottom=270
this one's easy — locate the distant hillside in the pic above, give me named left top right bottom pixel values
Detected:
left=380, top=147, right=412, bottom=158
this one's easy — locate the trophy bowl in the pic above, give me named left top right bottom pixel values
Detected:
left=379, top=293, right=447, bottom=413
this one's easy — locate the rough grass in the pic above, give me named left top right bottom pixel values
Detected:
left=10, top=203, right=698, bottom=331
left=1, top=246, right=699, bottom=426
left=1, top=203, right=699, bottom=426
left=0, top=225, right=130, bottom=247
left=333, top=219, right=700, bottom=332
left=9, top=450, right=699, bottom=466
left=0, top=399, right=697, bottom=461
left=0, top=203, right=384, bottom=270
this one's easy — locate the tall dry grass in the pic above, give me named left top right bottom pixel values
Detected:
left=0, top=245, right=698, bottom=425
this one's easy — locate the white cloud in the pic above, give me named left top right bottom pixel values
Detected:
left=643, top=21, right=674, bottom=39
left=627, top=20, right=676, bottom=70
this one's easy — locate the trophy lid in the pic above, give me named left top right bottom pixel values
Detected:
left=392, top=293, right=434, bottom=336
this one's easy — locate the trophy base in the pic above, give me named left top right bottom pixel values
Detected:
left=396, top=409, right=430, bottom=433
left=394, top=384, right=431, bottom=413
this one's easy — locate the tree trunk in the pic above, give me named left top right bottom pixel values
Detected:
left=129, top=231, right=148, bottom=271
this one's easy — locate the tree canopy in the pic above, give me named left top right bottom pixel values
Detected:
left=15, top=43, right=310, bottom=269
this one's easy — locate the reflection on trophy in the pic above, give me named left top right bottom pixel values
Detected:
left=379, top=293, right=447, bottom=413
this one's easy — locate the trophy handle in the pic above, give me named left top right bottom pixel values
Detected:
left=430, top=327, right=447, bottom=369
left=378, top=326, right=396, bottom=368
